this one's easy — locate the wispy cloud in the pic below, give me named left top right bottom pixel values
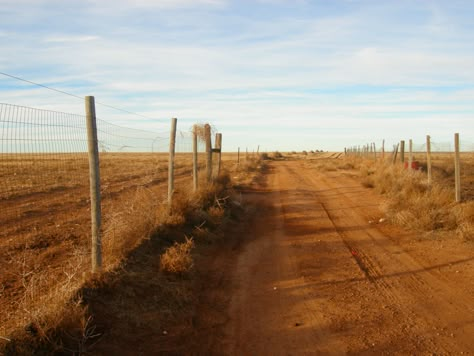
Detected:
left=1, top=0, right=473, bottom=150
left=44, top=35, right=100, bottom=43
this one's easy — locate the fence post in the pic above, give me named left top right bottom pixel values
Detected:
left=215, top=133, right=222, bottom=178
left=237, top=147, right=240, bottom=167
left=454, top=133, right=461, bottom=202
left=85, top=96, right=102, bottom=273
left=192, top=124, right=198, bottom=192
left=400, top=140, right=405, bottom=163
left=392, top=143, right=399, bottom=164
left=426, top=135, right=432, bottom=184
left=408, top=139, right=413, bottom=170
left=382, top=139, right=385, bottom=161
left=205, top=124, right=212, bottom=183
left=168, top=118, right=177, bottom=207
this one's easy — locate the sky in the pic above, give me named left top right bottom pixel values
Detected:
left=1, top=0, right=474, bottom=152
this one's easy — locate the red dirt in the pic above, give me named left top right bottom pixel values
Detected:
left=3, top=158, right=473, bottom=354
left=189, top=160, right=474, bottom=354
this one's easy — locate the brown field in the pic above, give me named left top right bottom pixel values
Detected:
left=0, top=151, right=240, bottom=345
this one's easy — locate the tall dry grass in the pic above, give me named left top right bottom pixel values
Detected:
left=103, top=186, right=160, bottom=270
left=1, top=162, right=244, bottom=354
left=2, top=246, right=93, bottom=354
left=354, top=158, right=474, bottom=240
left=160, top=237, right=195, bottom=275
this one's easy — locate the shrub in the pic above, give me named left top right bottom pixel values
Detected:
left=159, top=237, right=195, bottom=275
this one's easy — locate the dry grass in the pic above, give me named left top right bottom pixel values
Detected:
left=308, top=154, right=474, bottom=240
left=103, top=186, right=160, bottom=270
left=1, top=152, right=246, bottom=354
left=352, top=157, right=474, bottom=239
left=2, top=246, right=93, bottom=354
left=159, top=237, right=195, bottom=274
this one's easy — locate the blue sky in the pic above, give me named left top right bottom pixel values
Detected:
left=1, top=0, right=474, bottom=151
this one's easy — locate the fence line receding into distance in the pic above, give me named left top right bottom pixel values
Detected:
left=0, top=98, right=223, bottom=273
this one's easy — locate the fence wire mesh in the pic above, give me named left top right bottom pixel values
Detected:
left=0, top=100, right=215, bottom=341
left=344, top=136, right=474, bottom=201
left=0, top=102, right=209, bottom=273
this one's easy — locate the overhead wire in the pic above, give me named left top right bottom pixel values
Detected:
left=0, top=71, right=157, bottom=121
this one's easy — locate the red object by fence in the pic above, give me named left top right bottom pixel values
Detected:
left=404, top=161, right=419, bottom=170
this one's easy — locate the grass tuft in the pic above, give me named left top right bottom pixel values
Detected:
left=160, top=237, right=195, bottom=275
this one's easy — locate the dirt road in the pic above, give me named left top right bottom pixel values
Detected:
left=201, top=160, right=473, bottom=355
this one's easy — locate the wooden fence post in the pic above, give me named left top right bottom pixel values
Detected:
left=408, top=139, right=413, bottom=170
left=382, top=139, right=385, bottom=161
left=426, top=135, right=432, bottom=184
left=454, top=133, right=461, bottom=202
left=85, top=96, right=102, bottom=273
left=215, top=133, right=222, bottom=178
left=392, top=143, right=399, bottom=164
left=205, top=124, right=212, bottom=183
left=168, top=118, right=177, bottom=207
left=192, top=124, right=198, bottom=192
left=400, top=140, right=405, bottom=163
left=237, top=147, right=240, bottom=167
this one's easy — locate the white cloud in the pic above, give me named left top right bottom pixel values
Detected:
left=85, top=0, right=227, bottom=10
left=44, top=35, right=100, bottom=43
left=1, top=0, right=474, bottom=151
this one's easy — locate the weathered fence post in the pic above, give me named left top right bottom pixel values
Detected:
left=192, top=124, right=198, bottom=192
left=205, top=124, right=212, bottom=183
left=408, top=139, right=413, bottom=171
left=168, top=118, right=177, bottom=207
left=85, top=96, right=102, bottom=273
left=454, top=133, right=461, bottom=202
left=426, top=135, right=432, bottom=184
left=237, top=147, right=240, bottom=167
left=392, top=143, right=399, bottom=164
left=400, top=140, right=405, bottom=163
left=382, top=139, right=385, bottom=161
left=215, top=133, right=222, bottom=178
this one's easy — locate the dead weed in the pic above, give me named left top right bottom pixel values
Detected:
left=160, top=237, right=195, bottom=275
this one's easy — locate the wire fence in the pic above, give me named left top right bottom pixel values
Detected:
left=344, top=135, right=474, bottom=202
left=0, top=98, right=221, bottom=340
left=0, top=102, right=210, bottom=266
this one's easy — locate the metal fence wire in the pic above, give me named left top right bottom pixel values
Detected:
left=0, top=102, right=207, bottom=246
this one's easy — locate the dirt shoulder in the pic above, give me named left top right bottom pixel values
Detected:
left=191, top=160, right=474, bottom=355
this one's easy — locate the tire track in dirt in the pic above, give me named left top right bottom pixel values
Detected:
left=301, top=161, right=474, bottom=354
left=218, top=160, right=473, bottom=355
left=224, top=164, right=349, bottom=355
